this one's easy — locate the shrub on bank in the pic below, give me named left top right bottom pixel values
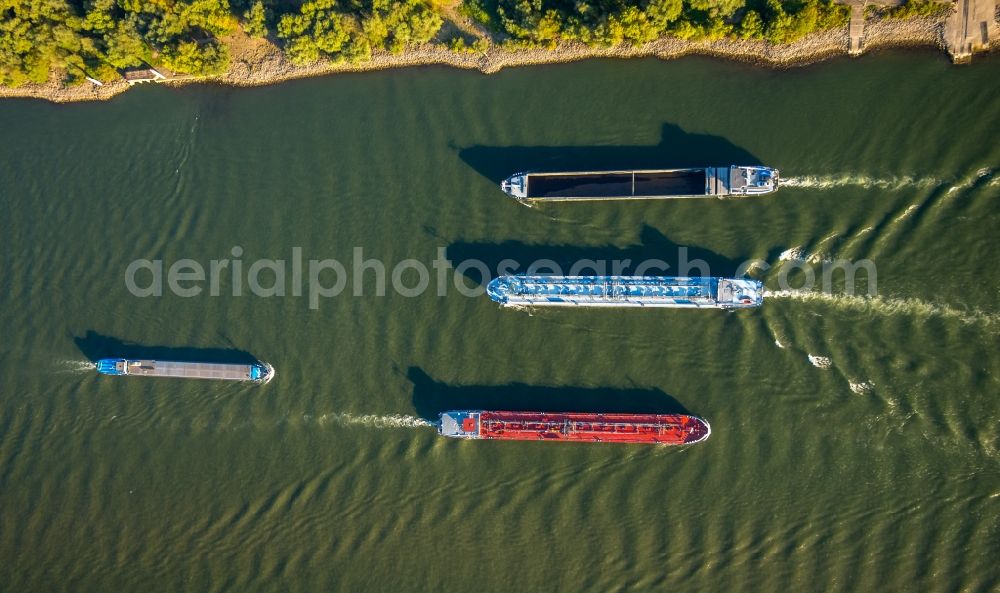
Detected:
left=876, top=0, right=953, bottom=19
left=0, top=0, right=237, bottom=85
left=277, top=0, right=444, bottom=64
left=492, top=0, right=849, bottom=47
left=0, top=0, right=910, bottom=88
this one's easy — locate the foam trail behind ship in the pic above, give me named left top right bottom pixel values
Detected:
left=764, top=290, right=999, bottom=329
left=780, top=174, right=943, bottom=190
left=781, top=167, right=998, bottom=192
left=54, top=360, right=97, bottom=374
left=317, top=413, right=435, bottom=429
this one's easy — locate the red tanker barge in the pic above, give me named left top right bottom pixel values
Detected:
left=437, top=410, right=710, bottom=445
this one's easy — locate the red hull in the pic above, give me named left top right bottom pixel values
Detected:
left=475, top=411, right=709, bottom=444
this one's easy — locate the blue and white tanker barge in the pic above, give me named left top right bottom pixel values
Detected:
left=487, top=276, right=763, bottom=309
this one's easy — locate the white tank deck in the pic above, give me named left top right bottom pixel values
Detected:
left=487, top=276, right=764, bottom=309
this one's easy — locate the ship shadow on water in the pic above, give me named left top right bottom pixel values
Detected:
left=447, top=225, right=746, bottom=287
left=408, top=368, right=692, bottom=420
left=457, top=122, right=763, bottom=183
left=73, top=331, right=261, bottom=365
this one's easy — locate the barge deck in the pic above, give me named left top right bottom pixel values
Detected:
left=439, top=410, right=711, bottom=444
left=96, top=359, right=274, bottom=383
left=501, top=165, right=779, bottom=201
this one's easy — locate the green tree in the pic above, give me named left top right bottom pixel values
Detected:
left=646, top=0, right=684, bottom=29
left=884, top=0, right=951, bottom=18
left=277, top=0, right=356, bottom=64
left=162, top=38, right=230, bottom=74
left=685, top=0, right=746, bottom=18
left=738, top=9, right=763, bottom=39
left=670, top=19, right=704, bottom=40
left=82, top=0, right=116, bottom=34
left=243, top=0, right=269, bottom=37
left=103, top=21, right=148, bottom=68
left=181, top=0, right=237, bottom=37
left=363, top=0, right=443, bottom=52
left=760, top=0, right=845, bottom=43
left=0, top=0, right=86, bottom=85
left=762, top=0, right=793, bottom=42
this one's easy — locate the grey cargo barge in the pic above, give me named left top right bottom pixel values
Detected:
left=96, top=358, right=274, bottom=383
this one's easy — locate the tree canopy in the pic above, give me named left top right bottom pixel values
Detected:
left=495, top=0, right=848, bottom=46
left=0, top=0, right=856, bottom=87
left=0, top=0, right=239, bottom=84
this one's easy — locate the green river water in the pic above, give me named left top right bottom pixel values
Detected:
left=0, top=51, right=998, bottom=592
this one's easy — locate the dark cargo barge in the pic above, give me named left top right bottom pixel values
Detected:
left=501, top=166, right=778, bottom=202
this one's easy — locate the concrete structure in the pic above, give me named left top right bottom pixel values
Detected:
left=849, top=2, right=866, bottom=54
left=123, top=68, right=166, bottom=85
left=944, top=0, right=999, bottom=60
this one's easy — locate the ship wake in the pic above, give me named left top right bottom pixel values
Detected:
left=764, top=290, right=999, bottom=329
left=54, top=360, right=96, bottom=373
left=317, top=413, right=435, bottom=429
left=780, top=174, right=943, bottom=190
left=781, top=167, right=998, bottom=193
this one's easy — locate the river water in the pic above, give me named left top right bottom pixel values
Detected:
left=0, top=51, right=998, bottom=592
